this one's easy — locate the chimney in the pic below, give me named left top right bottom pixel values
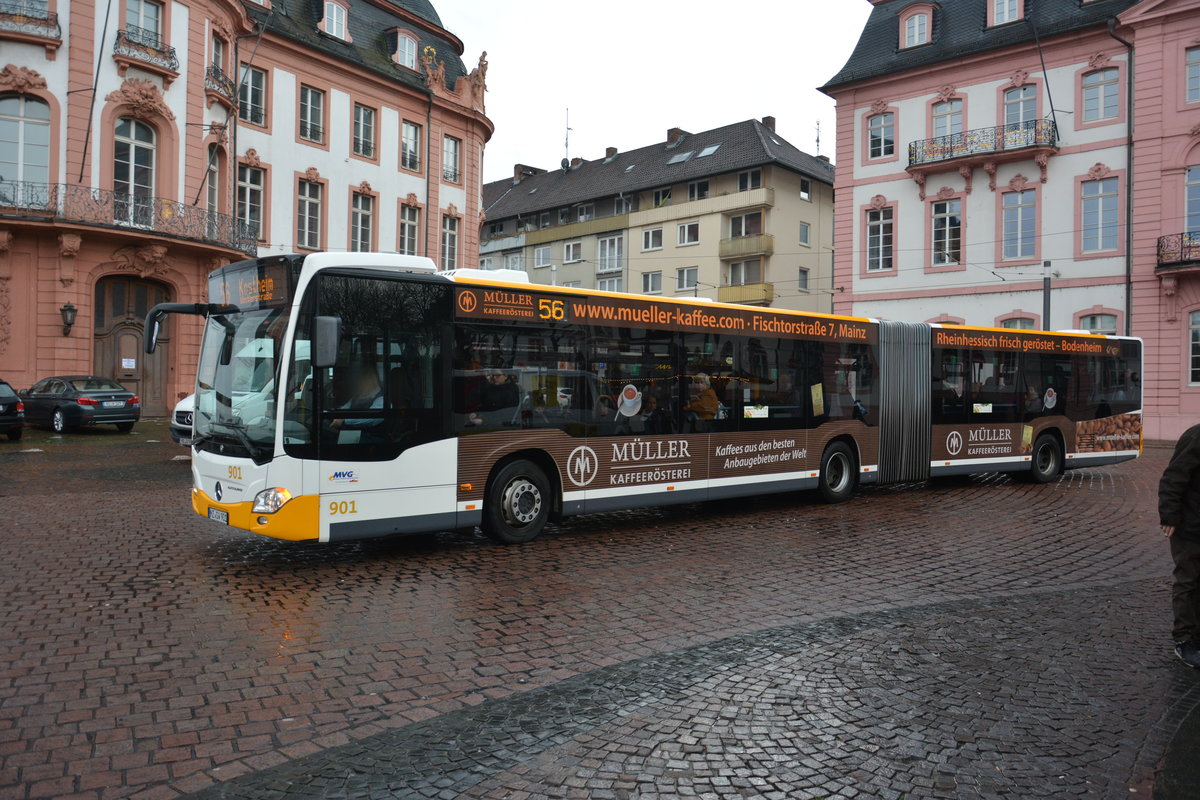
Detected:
left=570, top=157, right=582, bottom=168
left=512, top=163, right=545, bottom=183
left=667, top=127, right=686, bottom=147
left=817, top=154, right=831, bottom=163
left=762, top=116, right=776, bottom=132
left=605, top=146, right=618, bottom=158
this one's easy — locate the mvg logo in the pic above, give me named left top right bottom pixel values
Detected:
left=328, top=470, right=359, bottom=483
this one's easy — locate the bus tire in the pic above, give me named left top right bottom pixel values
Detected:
left=819, top=442, right=857, bottom=504
left=1027, top=434, right=1062, bottom=484
left=482, top=459, right=551, bottom=544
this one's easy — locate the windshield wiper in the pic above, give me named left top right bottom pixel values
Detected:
left=209, top=419, right=265, bottom=461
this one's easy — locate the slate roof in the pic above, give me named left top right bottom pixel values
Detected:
left=821, top=0, right=1141, bottom=92
left=247, top=0, right=466, bottom=93
left=483, top=119, right=836, bottom=222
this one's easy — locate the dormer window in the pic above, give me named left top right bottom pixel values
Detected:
left=395, top=33, right=417, bottom=69
left=989, top=0, right=1023, bottom=26
left=320, top=0, right=351, bottom=41
left=899, top=4, right=934, bottom=49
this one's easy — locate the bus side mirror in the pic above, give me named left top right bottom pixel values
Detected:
left=312, top=316, right=341, bottom=369
left=145, top=312, right=164, bottom=354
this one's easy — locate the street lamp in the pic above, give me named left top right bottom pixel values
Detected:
left=60, top=303, right=77, bottom=336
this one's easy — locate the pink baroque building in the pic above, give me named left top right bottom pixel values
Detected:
left=0, top=0, right=491, bottom=414
left=820, top=2, right=1200, bottom=423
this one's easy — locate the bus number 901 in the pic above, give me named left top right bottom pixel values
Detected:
left=328, top=500, right=358, bottom=516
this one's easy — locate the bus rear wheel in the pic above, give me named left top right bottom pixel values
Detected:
left=819, top=442, right=857, bottom=504
left=1026, top=434, right=1062, bottom=484
left=483, top=459, right=551, bottom=544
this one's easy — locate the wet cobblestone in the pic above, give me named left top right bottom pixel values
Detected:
left=0, top=424, right=1195, bottom=798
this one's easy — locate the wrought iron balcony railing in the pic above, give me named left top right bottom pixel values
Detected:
left=908, top=119, right=1058, bottom=168
left=353, top=138, right=376, bottom=159
left=443, top=167, right=461, bottom=183
left=204, top=64, right=236, bottom=105
left=1157, top=232, right=1200, bottom=268
left=0, top=0, right=59, bottom=38
left=114, top=26, right=179, bottom=73
left=0, top=180, right=257, bottom=255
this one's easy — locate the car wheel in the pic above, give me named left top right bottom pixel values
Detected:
left=7, top=428, right=21, bottom=442
left=482, top=459, right=551, bottom=544
left=1026, top=434, right=1062, bottom=484
left=818, top=441, right=858, bottom=504
left=51, top=408, right=66, bottom=433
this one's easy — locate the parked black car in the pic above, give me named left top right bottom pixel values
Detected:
left=0, top=378, right=24, bottom=441
left=21, top=376, right=140, bottom=433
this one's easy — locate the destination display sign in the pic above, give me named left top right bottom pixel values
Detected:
left=454, top=286, right=876, bottom=343
left=209, top=260, right=291, bottom=310
left=933, top=328, right=1117, bottom=357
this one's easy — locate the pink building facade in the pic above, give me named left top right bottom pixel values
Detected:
left=823, top=0, right=1200, bottom=440
left=0, top=0, right=491, bottom=414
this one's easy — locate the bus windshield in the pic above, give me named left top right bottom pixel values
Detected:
left=194, top=306, right=290, bottom=462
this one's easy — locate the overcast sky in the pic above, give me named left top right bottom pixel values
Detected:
left=440, top=1, right=874, bottom=186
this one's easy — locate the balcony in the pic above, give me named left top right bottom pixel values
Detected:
left=114, top=26, right=179, bottom=83
left=1157, top=233, right=1200, bottom=271
left=630, top=187, right=774, bottom=227
left=0, top=180, right=257, bottom=255
left=719, top=233, right=774, bottom=260
left=907, top=120, right=1058, bottom=193
left=0, top=0, right=60, bottom=54
left=718, top=282, right=774, bottom=306
left=204, top=64, right=237, bottom=109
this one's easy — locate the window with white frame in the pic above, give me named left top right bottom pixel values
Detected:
left=598, top=277, right=622, bottom=292
left=350, top=192, right=373, bottom=251
left=576, top=204, right=594, bottom=222
left=866, top=207, right=893, bottom=272
left=799, top=222, right=811, bottom=246
left=689, top=180, right=709, bottom=200
left=642, top=271, right=662, bottom=294
left=441, top=215, right=459, bottom=268
left=401, top=121, right=421, bottom=170
left=904, top=12, right=928, bottom=47
left=730, top=211, right=762, bottom=238
left=206, top=146, right=220, bottom=227
left=931, top=198, right=961, bottom=265
left=1002, top=189, right=1036, bottom=259
left=397, top=34, right=416, bottom=69
left=125, top=0, right=162, bottom=44
left=559, top=208, right=570, bottom=225
left=597, top=235, right=623, bottom=273
left=323, top=1, right=346, bottom=39
left=614, top=196, right=633, bottom=214
left=113, top=117, right=155, bottom=227
left=442, top=135, right=461, bottom=182
left=399, top=205, right=418, bottom=255
left=297, top=179, right=321, bottom=249
left=237, top=164, right=264, bottom=240
left=994, top=0, right=1018, bottom=24
left=868, top=113, right=894, bottom=158
left=725, top=259, right=761, bottom=286
left=652, top=187, right=671, bottom=207
left=738, top=169, right=761, bottom=191
left=932, top=98, right=963, bottom=138
left=564, top=241, right=582, bottom=262
left=238, top=66, right=266, bottom=125
left=1189, top=48, right=1200, bottom=103
left=1081, top=313, right=1117, bottom=335
left=479, top=256, right=494, bottom=270
left=676, top=266, right=698, bottom=291
left=1188, top=166, right=1200, bottom=233
left=539, top=211, right=550, bottom=229
left=0, top=95, right=50, bottom=189
left=299, top=86, right=324, bottom=142
left=800, top=178, right=811, bottom=201
left=798, top=268, right=809, bottom=291
left=212, top=36, right=225, bottom=70
left=534, top=245, right=551, bottom=268
left=353, top=104, right=375, bottom=158
left=1082, top=68, right=1119, bottom=122
left=1192, top=310, right=1200, bottom=383
left=504, top=252, right=523, bottom=270
left=1081, top=177, right=1119, bottom=252
left=562, top=280, right=581, bottom=288
left=678, top=221, right=699, bottom=246
left=1002, top=317, right=1035, bottom=330
left=642, top=228, right=662, bottom=251
left=1004, top=85, right=1037, bottom=125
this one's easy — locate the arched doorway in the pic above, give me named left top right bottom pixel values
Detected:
left=94, top=276, right=170, bottom=415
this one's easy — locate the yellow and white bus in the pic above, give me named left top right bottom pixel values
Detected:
left=147, top=252, right=1143, bottom=544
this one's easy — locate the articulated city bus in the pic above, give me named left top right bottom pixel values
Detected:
left=146, top=253, right=1143, bottom=545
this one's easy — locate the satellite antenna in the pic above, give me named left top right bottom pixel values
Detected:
left=561, top=158, right=570, bottom=170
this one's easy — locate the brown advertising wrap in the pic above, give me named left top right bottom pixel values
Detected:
left=929, top=413, right=1142, bottom=462
left=454, top=286, right=877, bottom=344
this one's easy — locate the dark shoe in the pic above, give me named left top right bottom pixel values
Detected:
left=1175, top=641, right=1200, bottom=669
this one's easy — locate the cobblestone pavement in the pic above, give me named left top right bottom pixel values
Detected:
left=0, top=422, right=1196, bottom=799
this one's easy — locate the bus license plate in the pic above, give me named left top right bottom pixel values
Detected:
left=103, top=400, right=124, bottom=407
left=208, top=507, right=229, bottom=524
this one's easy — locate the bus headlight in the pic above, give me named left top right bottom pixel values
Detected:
left=252, top=487, right=293, bottom=514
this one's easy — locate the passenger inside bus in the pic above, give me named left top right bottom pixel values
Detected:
left=683, top=372, right=719, bottom=431
left=329, top=366, right=386, bottom=441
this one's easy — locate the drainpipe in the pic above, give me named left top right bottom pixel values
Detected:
left=1108, top=18, right=1134, bottom=336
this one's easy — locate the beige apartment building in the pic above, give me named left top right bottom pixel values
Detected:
left=480, top=118, right=835, bottom=311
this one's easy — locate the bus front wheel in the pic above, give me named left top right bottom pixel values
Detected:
left=1026, top=434, right=1062, bottom=484
left=819, top=442, right=857, bottom=504
left=482, top=459, right=551, bottom=544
